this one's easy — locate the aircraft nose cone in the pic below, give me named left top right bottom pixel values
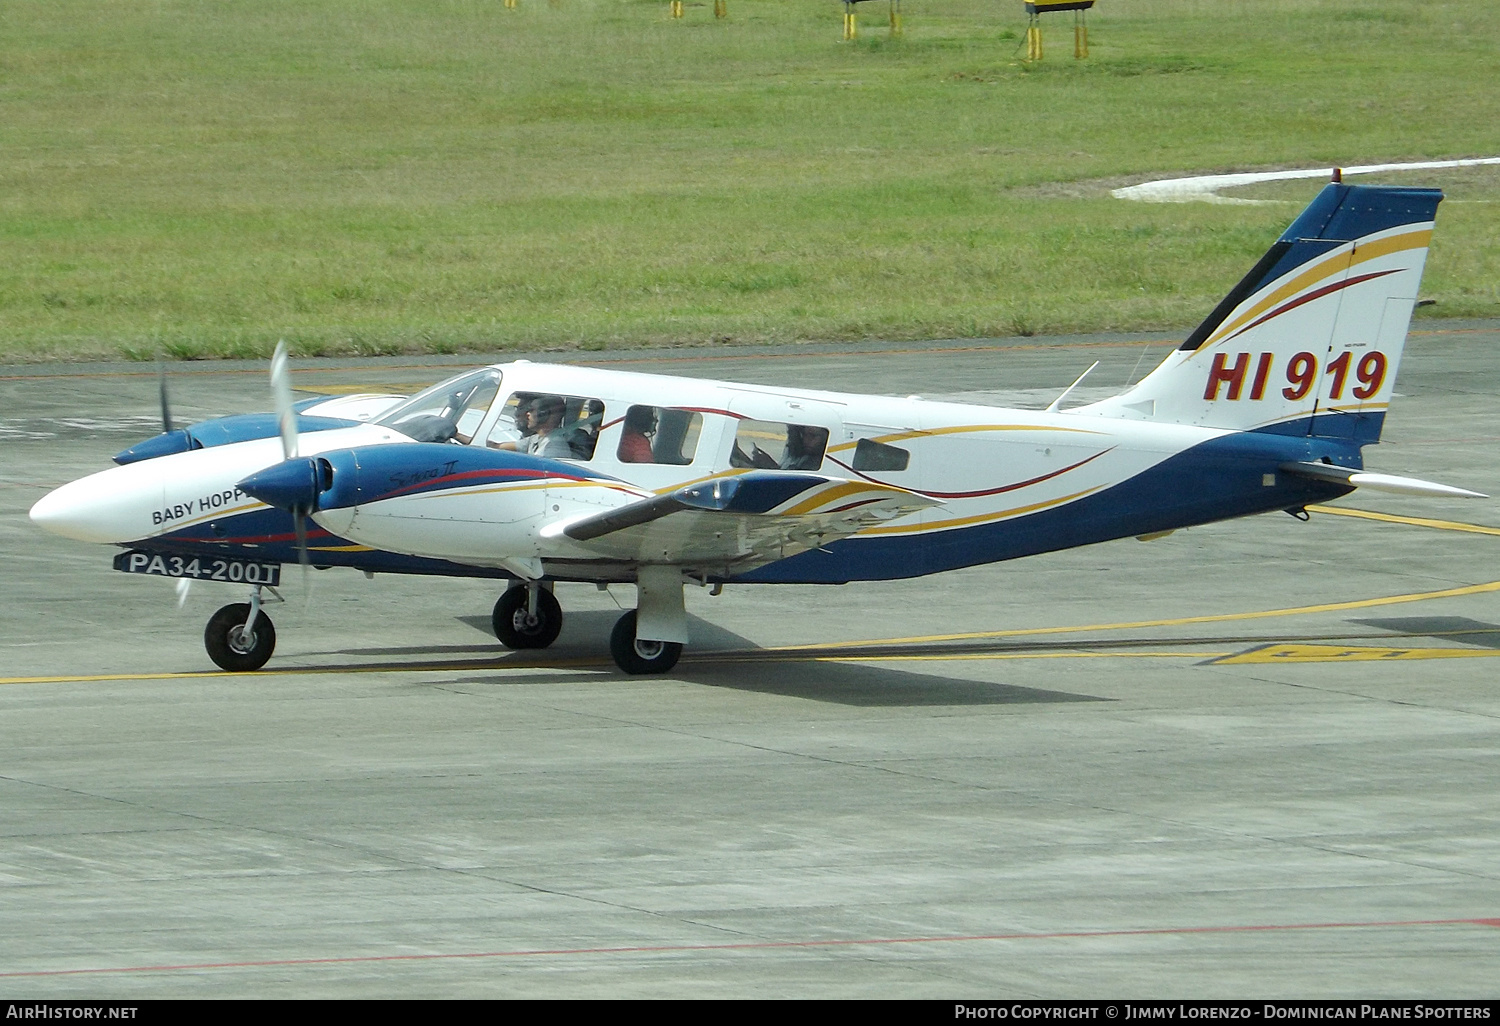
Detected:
left=30, top=479, right=124, bottom=543
left=30, top=460, right=170, bottom=544
left=29, top=487, right=71, bottom=534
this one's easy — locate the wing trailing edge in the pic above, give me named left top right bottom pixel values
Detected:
left=549, top=472, right=937, bottom=570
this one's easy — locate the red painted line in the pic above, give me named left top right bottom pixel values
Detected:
left=215, top=527, right=333, bottom=545
left=2, top=917, right=1494, bottom=979
left=822, top=497, right=887, bottom=515
left=0, top=329, right=1491, bottom=382
left=583, top=339, right=1179, bottom=365
left=0, top=339, right=1181, bottom=382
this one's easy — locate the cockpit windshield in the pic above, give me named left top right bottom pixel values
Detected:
left=375, top=368, right=502, bottom=444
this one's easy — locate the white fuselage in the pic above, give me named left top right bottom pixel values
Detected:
left=34, top=359, right=1340, bottom=585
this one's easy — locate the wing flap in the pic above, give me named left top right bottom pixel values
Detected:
left=548, top=472, right=936, bottom=569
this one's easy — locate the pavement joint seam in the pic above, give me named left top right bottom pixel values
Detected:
left=4, top=917, right=1497, bottom=980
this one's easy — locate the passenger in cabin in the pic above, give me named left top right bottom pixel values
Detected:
left=780, top=425, right=828, bottom=471
left=571, top=399, right=605, bottom=460
left=618, top=405, right=657, bottom=463
left=520, top=395, right=574, bottom=459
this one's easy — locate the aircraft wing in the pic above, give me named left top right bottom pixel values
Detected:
left=543, top=472, right=937, bottom=571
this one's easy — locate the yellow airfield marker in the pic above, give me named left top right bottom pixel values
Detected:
left=1211, top=643, right=1500, bottom=665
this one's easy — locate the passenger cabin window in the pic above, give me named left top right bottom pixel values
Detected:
left=616, top=405, right=703, bottom=466
left=487, top=392, right=605, bottom=461
left=730, top=420, right=829, bottom=472
left=375, top=368, right=502, bottom=444
left=851, top=437, right=910, bottom=472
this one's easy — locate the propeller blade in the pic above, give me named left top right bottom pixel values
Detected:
left=157, top=362, right=175, bottom=434
left=175, top=577, right=192, bottom=609
left=271, top=340, right=297, bottom=459
left=293, top=510, right=312, bottom=604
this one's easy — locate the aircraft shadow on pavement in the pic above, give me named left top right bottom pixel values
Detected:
left=1350, top=616, right=1500, bottom=649
left=448, top=610, right=1108, bottom=708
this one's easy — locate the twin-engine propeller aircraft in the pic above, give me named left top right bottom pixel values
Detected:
left=30, top=183, right=1486, bottom=675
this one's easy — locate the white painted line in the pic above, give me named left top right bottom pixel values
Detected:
left=1113, top=157, right=1500, bottom=204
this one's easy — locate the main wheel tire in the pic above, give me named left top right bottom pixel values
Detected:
left=492, top=586, right=563, bottom=649
left=204, top=602, right=276, bottom=672
left=609, top=610, right=683, bottom=675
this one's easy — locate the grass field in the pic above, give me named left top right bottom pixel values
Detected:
left=1, top=0, right=1496, bottom=361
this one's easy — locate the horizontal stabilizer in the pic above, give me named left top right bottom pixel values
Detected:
left=1280, top=461, right=1487, bottom=498
left=548, top=471, right=936, bottom=570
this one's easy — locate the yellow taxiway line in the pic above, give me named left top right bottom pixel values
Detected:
left=768, top=505, right=1500, bottom=654
left=763, top=577, right=1500, bottom=653
left=1306, top=504, right=1500, bottom=537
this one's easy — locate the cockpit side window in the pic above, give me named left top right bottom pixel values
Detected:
left=487, top=392, right=605, bottom=461
left=375, top=368, right=503, bottom=444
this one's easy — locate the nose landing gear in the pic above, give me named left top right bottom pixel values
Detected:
left=492, top=582, right=563, bottom=649
left=204, top=585, right=280, bottom=671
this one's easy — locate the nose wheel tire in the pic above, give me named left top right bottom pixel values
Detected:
left=492, top=586, right=563, bottom=649
left=610, top=610, right=683, bottom=675
left=204, top=602, right=276, bottom=672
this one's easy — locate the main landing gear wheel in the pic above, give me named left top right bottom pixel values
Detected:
left=204, top=602, right=276, bottom=672
left=610, top=610, right=683, bottom=675
left=492, top=586, right=563, bottom=649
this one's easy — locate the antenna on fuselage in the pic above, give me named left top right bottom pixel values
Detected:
left=1045, top=360, right=1100, bottom=413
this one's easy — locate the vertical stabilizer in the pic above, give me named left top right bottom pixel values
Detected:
left=1080, top=184, right=1442, bottom=443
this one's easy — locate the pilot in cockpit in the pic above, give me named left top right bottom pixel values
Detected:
left=516, top=395, right=573, bottom=459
